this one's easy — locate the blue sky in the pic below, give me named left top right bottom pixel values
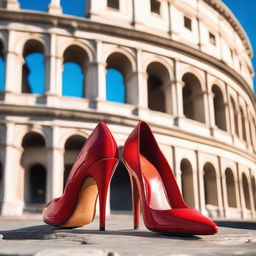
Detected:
left=0, top=0, right=255, bottom=97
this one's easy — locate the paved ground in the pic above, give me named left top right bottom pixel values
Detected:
left=0, top=214, right=256, bottom=256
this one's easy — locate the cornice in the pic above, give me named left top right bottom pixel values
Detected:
left=0, top=104, right=255, bottom=164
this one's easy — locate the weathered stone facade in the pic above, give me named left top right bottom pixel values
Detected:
left=0, top=0, right=255, bottom=220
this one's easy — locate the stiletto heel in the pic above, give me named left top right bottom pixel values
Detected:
left=90, top=158, right=119, bottom=231
left=123, top=121, right=218, bottom=235
left=130, top=174, right=140, bottom=229
left=43, top=122, right=118, bottom=230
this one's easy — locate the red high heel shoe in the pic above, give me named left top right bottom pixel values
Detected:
left=43, top=122, right=118, bottom=231
left=122, top=121, right=218, bottom=235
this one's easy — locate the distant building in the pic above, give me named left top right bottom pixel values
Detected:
left=0, top=0, right=255, bottom=220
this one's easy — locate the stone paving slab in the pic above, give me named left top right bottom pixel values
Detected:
left=0, top=214, right=256, bottom=256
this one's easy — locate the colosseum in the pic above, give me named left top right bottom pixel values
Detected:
left=0, top=0, right=255, bottom=221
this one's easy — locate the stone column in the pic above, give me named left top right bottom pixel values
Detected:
left=206, top=90, right=216, bottom=130
left=192, top=172, right=200, bottom=211
left=192, top=90, right=208, bottom=124
left=216, top=158, right=224, bottom=217
left=86, top=61, right=106, bottom=102
left=45, top=33, right=63, bottom=101
left=1, top=123, right=23, bottom=216
left=86, top=41, right=106, bottom=107
left=126, top=71, right=138, bottom=105
left=173, top=80, right=185, bottom=124
left=4, top=30, right=23, bottom=96
left=248, top=170, right=256, bottom=219
left=244, top=105, right=252, bottom=148
left=46, top=127, right=64, bottom=202
left=234, top=168, right=242, bottom=218
left=48, top=0, right=62, bottom=15
left=237, top=104, right=244, bottom=141
left=135, top=49, right=149, bottom=118
left=197, top=152, right=207, bottom=215
left=220, top=167, right=229, bottom=218
left=162, top=81, right=173, bottom=114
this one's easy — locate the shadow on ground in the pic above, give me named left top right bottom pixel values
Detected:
left=215, top=221, right=256, bottom=230
left=0, top=225, right=202, bottom=241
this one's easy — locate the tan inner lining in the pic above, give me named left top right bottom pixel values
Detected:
left=62, top=177, right=98, bottom=228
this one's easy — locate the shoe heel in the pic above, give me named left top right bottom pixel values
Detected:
left=130, top=174, right=140, bottom=229
left=90, top=158, right=119, bottom=231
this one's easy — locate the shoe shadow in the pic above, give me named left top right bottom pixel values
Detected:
left=215, top=221, right=256, bottom=230
left=0, top=225, right=202, bottom=241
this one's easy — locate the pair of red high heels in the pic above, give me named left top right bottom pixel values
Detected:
left=43, top=121, right=218, bottom=235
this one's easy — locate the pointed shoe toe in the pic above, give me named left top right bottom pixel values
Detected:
left=167, top=208, right=218, bottom=235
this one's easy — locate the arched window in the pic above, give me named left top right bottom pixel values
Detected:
left=62, top=45, right=88, bottom=98
left=106, top=52, right=133, bottom=104
left=230, top=97, right=239, bottom=136
left=64, top=135, right=86, bottom=188
left=0, top=40, right=5, bottom=92
left=22, top=40, right=45, bottom=94
left=27, top=164, right=46, bottom=204
left=251, top=176, right=256, bottom=211
left=212, top=85, right=226, bottom=131
left=106, top=69, right=125, bottom=103
left=240, top=107, right=247, bottom=141
left=147, top=62, right=171, bottom=113
left=22, top=132, right=45, bottom=147
left=61, top=0, right=86, bottom=17
left=182, top=73, right=205, bottom=123
left=110, top=161, right=132, bottom=211
left=180, top=159, right=194, bottom=207
left=249, top=115, right=256, bottom=150
left=21, top=132, right=46, bottom=206
left=242, top=173, right=251, bottom=210
left=18, top=0, right=50, bottom=11
left=203, top=163, right=218, bottom=206
left=225, top=168, right=237, bottom=207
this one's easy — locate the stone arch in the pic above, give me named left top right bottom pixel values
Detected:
left=59, top=40, right=94, bottom=63
left=242, top=173, right=251, bottom=210
left=15, top=34, right=48, bottom=57
left=182, top=73, right=205, bottom=123
left=63, top=134, right=86, bottom=188
left=203, top=163, right=218, bottom=206
left=180, top=159, right=194, bottom=207
left=230, top=96, right=239, bottom=137
left=60, top=130, right=89, bottom=150
left=212, top=84, right=227, bottom=131
left=26, top=163, right=46, bottom=204
left=146, top=61, right=171, bottom=113
left=62, top=44, right=90, bottom=98
left=17, top=126, right=50, bottom=150
left=21, top=132, right=47, bottom=208
left=105, top=50, right=135, bottom=104
left=22, top=131, right=46, bottom=148
left=110, top=146, right=132, bottom=211
left=239, top=106, right=247, bottom=142
left=225, top=168, right=237, bottom=207
left=22, top=39, right=45, bottom=94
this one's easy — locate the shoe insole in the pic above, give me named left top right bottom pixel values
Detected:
left=62, top=177, right=98, bottom=228
left=139, top=154, right=171, bottom=210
